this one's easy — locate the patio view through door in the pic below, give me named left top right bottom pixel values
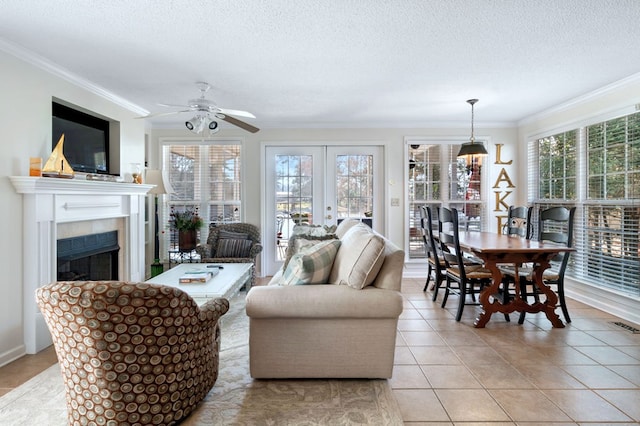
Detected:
left=264, top=145, right=383, bottom=276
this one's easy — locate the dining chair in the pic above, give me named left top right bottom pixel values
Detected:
left=419, top=206, right=446, bottom=300
left=500, top=205, right=533, bottom=313
left=438, top=207, right=494, bottom=322
left=512, top=206, right=576, bottom=324
left=503, top=205, right=533, bottom=238
left=522, top=206, right=576, bottom=323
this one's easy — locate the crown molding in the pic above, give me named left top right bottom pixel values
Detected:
left=518, top=72, right=640, bottom=126
left=0, top=37, right=148, bottom=116
left=151, top=119, right=516, bottom=130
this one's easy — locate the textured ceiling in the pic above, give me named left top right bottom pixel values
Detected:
left=1, top=0, right=640, bottom=130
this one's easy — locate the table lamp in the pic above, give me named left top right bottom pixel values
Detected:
left=145, top=169, right=174, bottom=277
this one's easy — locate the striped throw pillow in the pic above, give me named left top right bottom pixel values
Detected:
left=216, top=238, right=253, bottom=258
left=282, top=239, right=342, bottom=285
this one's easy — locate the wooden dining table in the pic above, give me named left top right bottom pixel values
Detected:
left=456, top=231, right=575, bottom=328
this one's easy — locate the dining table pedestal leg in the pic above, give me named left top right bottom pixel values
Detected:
left=473, top=253, right=565, bottom=328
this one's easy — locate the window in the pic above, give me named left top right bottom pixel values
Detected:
left=408, top=141, right=486, bottom=258
left=538, top=130, right=577, bottom=200
left=161, top=142, right=242, bottom=258
left=531, top=112, right=640, bottom=297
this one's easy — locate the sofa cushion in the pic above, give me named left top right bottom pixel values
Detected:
left=329, top=223, right=385, bottom=289
left=216, top=238, right=253, bottom=258
left=281, top=239, right=342, bottom=285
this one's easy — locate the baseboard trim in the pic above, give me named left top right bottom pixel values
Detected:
left=0, top=345, right=26, bottom=368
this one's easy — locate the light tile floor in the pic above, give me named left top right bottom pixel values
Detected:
left=1, top=277, right=639, bottom=424
left=395, top=277, right=640, bottom=424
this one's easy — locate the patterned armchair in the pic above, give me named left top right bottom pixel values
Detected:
left=35, top=281, right=229, bottom=426
left=195, top=223, right=263, bottom=286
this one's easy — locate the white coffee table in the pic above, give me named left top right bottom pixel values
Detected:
left=146, top=263, right=252, bottom=305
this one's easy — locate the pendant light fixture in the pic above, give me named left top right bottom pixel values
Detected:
left=457, top=99, right=488, bottom=159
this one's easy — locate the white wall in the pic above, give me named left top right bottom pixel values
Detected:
left=0, top=50, right=146, bottom=365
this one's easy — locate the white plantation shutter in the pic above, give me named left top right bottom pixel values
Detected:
left=207, top=144, right=241, bottom=223
left=580, top=114, right=640, bottom=296
left=579, top=203, right=640, bottom=295
left=167, top=145, right=201, bottom=202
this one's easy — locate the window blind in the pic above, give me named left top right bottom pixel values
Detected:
left=533, top=112, right=639, bottom=298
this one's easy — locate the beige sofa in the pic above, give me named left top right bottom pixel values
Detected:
left=246, top=220, right=405, bottom=379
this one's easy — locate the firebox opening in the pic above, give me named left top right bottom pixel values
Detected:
left=57, top=231, right=119, bottom=281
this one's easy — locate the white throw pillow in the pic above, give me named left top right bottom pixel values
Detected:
left=329, top=223, right=385, bottom=289
left=335, top=218, right=362, bottom=238
left=281, top=239, right=342, bottom=285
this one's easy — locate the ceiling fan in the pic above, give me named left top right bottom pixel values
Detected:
left=138, top=82, right=259, bottom=134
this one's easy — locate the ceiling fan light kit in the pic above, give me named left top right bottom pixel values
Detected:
left=185, top=115, right=219, bottom=135
left=457, top=98, right=488, bottom=159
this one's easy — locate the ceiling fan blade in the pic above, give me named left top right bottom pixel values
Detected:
left=157, top=103, right=190, bottom=108
left=135, top=109, right=191, bottom=119
left=216, top=113, right=260, bottom=133
left=216, top=107, right=256, bottom=119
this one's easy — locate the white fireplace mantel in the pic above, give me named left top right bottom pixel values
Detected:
left=10, top=176, right=153, bottom=353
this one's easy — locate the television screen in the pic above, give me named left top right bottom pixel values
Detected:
left=52, top=102, right=110, bottom=174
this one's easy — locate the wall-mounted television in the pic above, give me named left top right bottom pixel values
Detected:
left=52, top=102, right=110, bottom=174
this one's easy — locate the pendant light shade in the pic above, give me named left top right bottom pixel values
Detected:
left=457, top=141, right=488, bottom=157
left=457, top=99, right=488, bottom=158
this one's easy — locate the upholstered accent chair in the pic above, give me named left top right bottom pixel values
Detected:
left=35, top=281, right=229, bottom=426
left=195, top=223, right=263, bottom=286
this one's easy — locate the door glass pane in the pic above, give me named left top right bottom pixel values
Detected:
left=275, top=155, right=314, bottom=260
left=335, top=154, right=374, bottom=223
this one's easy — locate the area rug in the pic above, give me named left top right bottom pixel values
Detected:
left=0, top=292, right=403, bottom=425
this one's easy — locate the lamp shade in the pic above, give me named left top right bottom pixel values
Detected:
left=145, top=169, right=174, bottom=195
left=457, top=142, right=488, bottom=157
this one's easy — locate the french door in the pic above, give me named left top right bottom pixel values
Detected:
left=263, top=145, right=383, bottom=275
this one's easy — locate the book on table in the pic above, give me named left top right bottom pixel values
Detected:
left=179, top=269, right=219, bottom=284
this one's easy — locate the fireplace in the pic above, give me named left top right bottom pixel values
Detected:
left=57, top=231, right=119, bottom=281
left=10, top=176, right=152, bottom=354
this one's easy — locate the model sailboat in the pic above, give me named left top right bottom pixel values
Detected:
left=42, top=134, right=74, bottom=178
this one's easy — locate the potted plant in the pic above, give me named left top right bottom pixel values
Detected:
left=170, top=207, right=204, bottom=251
